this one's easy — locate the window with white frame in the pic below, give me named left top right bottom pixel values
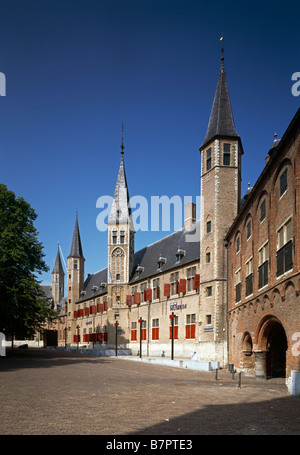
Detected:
left=187, top=266, right=196, bottom=292
left=277, top=218, right=293, bottom=276
left=245, top=258, right=253, bottom=297
left=258, top=242, right=269, bottom=288
left=235, top=268, right=241, bottom=303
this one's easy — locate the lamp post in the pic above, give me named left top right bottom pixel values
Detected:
left=138, top=318, right=143, bottom=358
left=170, top=312, right=175, bottom=360
left=76, top=325, right=80, bottom=350
left=114, top=321, right=119, bottom=356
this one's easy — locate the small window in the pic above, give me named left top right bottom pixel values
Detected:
left=112, top=230, right=117, bottom=244
left=206, top=314, right=212, bottom=325
left=120, top=230, right=125, bottom=244
left=246, top=220, right=252, bottom=240
left=206, top=148, right=212, bottom=171
left=280, top=168, right=287, bottom=197
left=116, top=273, right=120, bottom=281
left=206, top=252, right=211, bottom=263
left=170, top=272, right=179, bottom=295
left=206, top=286, right=212, bottom=297
left=206, top=220, right=211, bottom=234
left=187, top=266, right=196, bottom=291
left=223, top=143, right=231, bottom=166
left=236, top=235, right=240, bottom=253
left=74, top=260, right=78, bottom=270
left=260, top=199, right=266, bottom=222
left=258, top=242, right=269, bottom=288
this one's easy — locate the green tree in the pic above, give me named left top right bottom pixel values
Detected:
left=0, top=184, right=55, bottom=340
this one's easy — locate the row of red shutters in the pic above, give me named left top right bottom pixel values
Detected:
left=126, top=275, right=200, bottom=306
left=131, top=325, right=195, bottom=341
left=73, top=332, right=108, bottom=343
left=74, top=302, right=108, bottom=319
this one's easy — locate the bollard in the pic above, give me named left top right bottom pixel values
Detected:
left=215, top=368, right=218, bottom=381
left=238, top=372, right=242, bottom=388
left=232, top=368, right=235, bottom=380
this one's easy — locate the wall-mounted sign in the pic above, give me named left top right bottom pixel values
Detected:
left=170, top=302, right=187, bottom=311
left=86, top=320, right=93, bottom=325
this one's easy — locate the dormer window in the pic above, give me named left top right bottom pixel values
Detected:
left=135, top=265, right=144, bottom=279
left=157, top=256, right=166, bottom=270
left=175, top=248, right=185, bottom=262
left=92, top=286, right=99, bottom=293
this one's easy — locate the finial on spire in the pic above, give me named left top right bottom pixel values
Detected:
left=121, top=123, right=125, bottom=156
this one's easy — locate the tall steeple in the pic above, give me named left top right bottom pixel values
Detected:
left=198, top=50, right=243, bottom=367
left=51, top=248, right=65, bottom=310
left=68, top=214, right=84, bottom=258
left=107, top=124, right=135, bottom=293
left=108, top=124, right=132, bottom=226
left=201, top=51, right=239, bottom=150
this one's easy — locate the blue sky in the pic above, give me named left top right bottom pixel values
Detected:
left=0, top=0, right=299, bottom=286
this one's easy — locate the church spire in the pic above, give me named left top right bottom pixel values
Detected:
left=52, top=247, right=64, bottom=275
left=68, top=214, right=84, bottom=258
left=201, top=50, right=239, bottom=149
left=108, top=125, right=132, bottom=225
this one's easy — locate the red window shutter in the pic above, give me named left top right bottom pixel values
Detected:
left=97, top=303, right=101, bottom=313
left=146, top=288, right=152, bottom=302
left=74, top=311, right=78, bottom=319
left=84, top=307, right=89, bottom=316
left=126, top=295, right=132, bottom=306
left=142, top=328, right=147, bottom=341
left=174, top=326, right=178, bottom=339
left=194, top=274, right=200, bottom=290
left=170, top=326, right=179, bottom=339
left=104, top=332, right=108, bottom=342
left=89, top=306, right=93, bottom=314
left=180, top=279, right=186, bottom=294
left=104, top=301, right=108, bottom=311
left=131, top=330, right=137, bottom=341
left=191, top=324, right=196, bottom=339
left=78, top=309, right=83, bottom=317
left=73, top=334, right=77, bottom=342
left=92, top=305, right=96, bottom=314
left=134, top=292, right=140, bottom=305
left=164, top=283, right=170, bottom=297
left=186, top=325, right=191, bottom=339
left=97, top=333, right=103, bottom=343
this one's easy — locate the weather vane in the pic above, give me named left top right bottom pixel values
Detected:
left=121, top=123, right=125, bottom=156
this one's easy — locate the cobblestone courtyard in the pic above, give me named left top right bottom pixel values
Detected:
left=0, top=348, right=299, bottom=435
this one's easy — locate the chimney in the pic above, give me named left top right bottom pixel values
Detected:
left=184, top=202, right=196, bottom=231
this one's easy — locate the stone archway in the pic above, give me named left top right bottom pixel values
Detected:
left=254, top=315, right=288, bottom=379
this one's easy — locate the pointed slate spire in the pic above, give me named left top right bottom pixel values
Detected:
left=108, top=126, right=132, bottom=225
left=52, top=248, right=64, bottom=275
left=201, top=54, right=239, bottom=149
left=68, top=215, right=84, bottom=258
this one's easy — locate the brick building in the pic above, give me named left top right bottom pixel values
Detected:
left=49, top=54, right=299, bottom=390
left=226, top=107, right=300, bottom=389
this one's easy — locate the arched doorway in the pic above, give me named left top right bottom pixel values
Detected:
left=255, top=316, right=288, bottom=379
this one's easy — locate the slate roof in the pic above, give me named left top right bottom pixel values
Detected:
left=68, top=216, right=84, bottom=258
left=76, top=221, right=200, bottom=304
left=201, top=58, right=239, bottom=149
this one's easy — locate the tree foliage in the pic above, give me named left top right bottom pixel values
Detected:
left=0, top=184, right=55, bottom=339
